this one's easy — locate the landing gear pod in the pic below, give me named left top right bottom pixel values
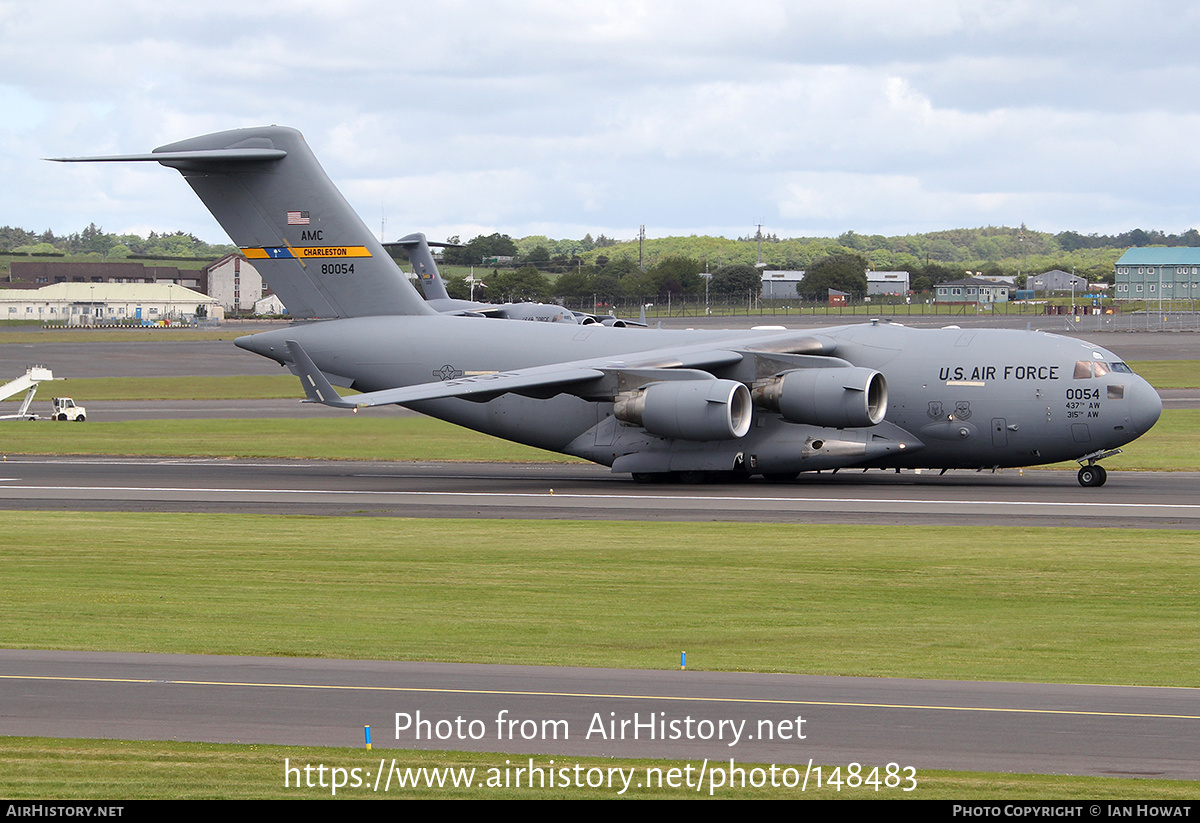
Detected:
left=615, top=379, right=752, bottom=441
left=754, top=367, right=887, bottom=428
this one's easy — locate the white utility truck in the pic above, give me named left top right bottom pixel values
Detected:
left=0, top=367, right=86, bottom=421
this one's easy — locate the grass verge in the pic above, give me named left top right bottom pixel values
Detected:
left=1058, top=408, right=1199, bottom=471
left=43, top=374, right=304, bottom=400
left=0, top=411, right=1190, bottom=469
left=1, top=738, right=1195, bottom=799
left=0, top=329, right=259, bottom=343
left=4, top=513, right=1199, bottom=686
left=0, top=416, right=579, bottom=462
left=1128, top=360, right=1200, bottom=389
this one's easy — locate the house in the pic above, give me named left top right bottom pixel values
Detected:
left=204, top=253, right=265, bottom=312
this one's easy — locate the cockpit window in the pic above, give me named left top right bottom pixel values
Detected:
left=1109, top=361, right=1133, bottom=373
left=1074, top=360, right=1113, bottom=379
left=1108, top=385, right=1125, bottom=400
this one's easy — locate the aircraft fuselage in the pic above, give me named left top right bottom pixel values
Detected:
left=237, top=317, right=1161, bottom=478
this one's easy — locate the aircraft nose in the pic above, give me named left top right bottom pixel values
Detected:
left=1128, top=378, right=1163, bottom=436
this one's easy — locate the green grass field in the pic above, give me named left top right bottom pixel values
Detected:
left=0, top=416, right=580, bottom=461
left=5, top=513, right=1198, bottom=685
left=1127, top=359, right=1200, bottom=389
left=44, top=374, right=303, bottom=400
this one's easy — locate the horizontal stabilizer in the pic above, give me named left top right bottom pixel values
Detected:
left=47, top=149, right=287, bottom=164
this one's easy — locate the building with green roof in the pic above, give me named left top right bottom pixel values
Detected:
left=1114, top=248, right=1200, bottom=300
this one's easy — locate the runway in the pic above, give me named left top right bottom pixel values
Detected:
left=2, top=456, right=1199, bottom=527
left=3, top=650, right=1197, bottom=780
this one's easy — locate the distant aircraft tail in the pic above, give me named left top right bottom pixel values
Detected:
left=392, top=232, right=450, bottom=301
left=50, top=126, right=435, bottom=320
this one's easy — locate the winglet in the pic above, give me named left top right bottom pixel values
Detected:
left=286, top=340, right=359, bottom=409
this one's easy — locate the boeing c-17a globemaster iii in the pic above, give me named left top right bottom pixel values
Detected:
left=391, top=231, right=645, bottom=327
left=390, top=232, right=576, bottom=323
left=51, top=126, right=1162, bottom=486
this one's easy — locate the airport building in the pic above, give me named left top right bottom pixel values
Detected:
left=1028, top=269, right=1089, bottom=295
left=760, top=270, right=804, bottom=300
left=935, top=277, right=1010, bottom=304
left=8, top=255, right=271, bottom=313
left=11, top=260, right=203, bottom=289
left=866, top=270, right=910, bottom=296
left=205, top=253, right=265, bottom=312
left=1113, top=248, right=1200, bottom=300
left=0, top=282, right=222, bottom=324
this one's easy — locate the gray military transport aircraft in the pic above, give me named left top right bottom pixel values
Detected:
left=391, top=231, right=644, bottom=326
left=391, top=232, right=576, bottom=323
left=52, top=126, right=1162, bottom=487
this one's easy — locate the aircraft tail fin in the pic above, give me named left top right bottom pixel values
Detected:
left=392, top=232, right=450, bottom=301
left=50, top=126, right=435, bottom=320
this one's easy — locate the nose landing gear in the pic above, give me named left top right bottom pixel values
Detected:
left=1076, top=449, right=1121, bottom=487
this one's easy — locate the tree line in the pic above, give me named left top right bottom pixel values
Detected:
left=0, top=224, right=234, bottom=259
left=420, top=223, right=1191, bottom=290
left=8, top=221, right=1191, bottom=298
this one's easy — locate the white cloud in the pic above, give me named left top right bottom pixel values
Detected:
left=6, top=0, right=1200, bottom=243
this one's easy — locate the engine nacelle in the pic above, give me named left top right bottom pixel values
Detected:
left=753, top=367, right=887, bottom=428
left=614, top=379, right=752, bottom=441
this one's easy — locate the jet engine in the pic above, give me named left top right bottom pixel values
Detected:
left=614, top=379, right=752, bottom=441
left=753, top=367, right=887, bottom=428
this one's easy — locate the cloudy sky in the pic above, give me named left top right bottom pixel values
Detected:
left=4, top=0, right=1199, bottom=245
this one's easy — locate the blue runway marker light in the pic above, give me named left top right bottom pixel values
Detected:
left=365, top=725, right=372, bottom=750
left=681, top=651, right=686, bottom=670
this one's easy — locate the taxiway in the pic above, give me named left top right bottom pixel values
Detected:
left=3, top=650, right=1197, bottom=780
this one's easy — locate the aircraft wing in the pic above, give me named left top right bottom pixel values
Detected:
left=285, top=332, right=827, bottom=409
left=287, top=340, right=607, bottom=408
